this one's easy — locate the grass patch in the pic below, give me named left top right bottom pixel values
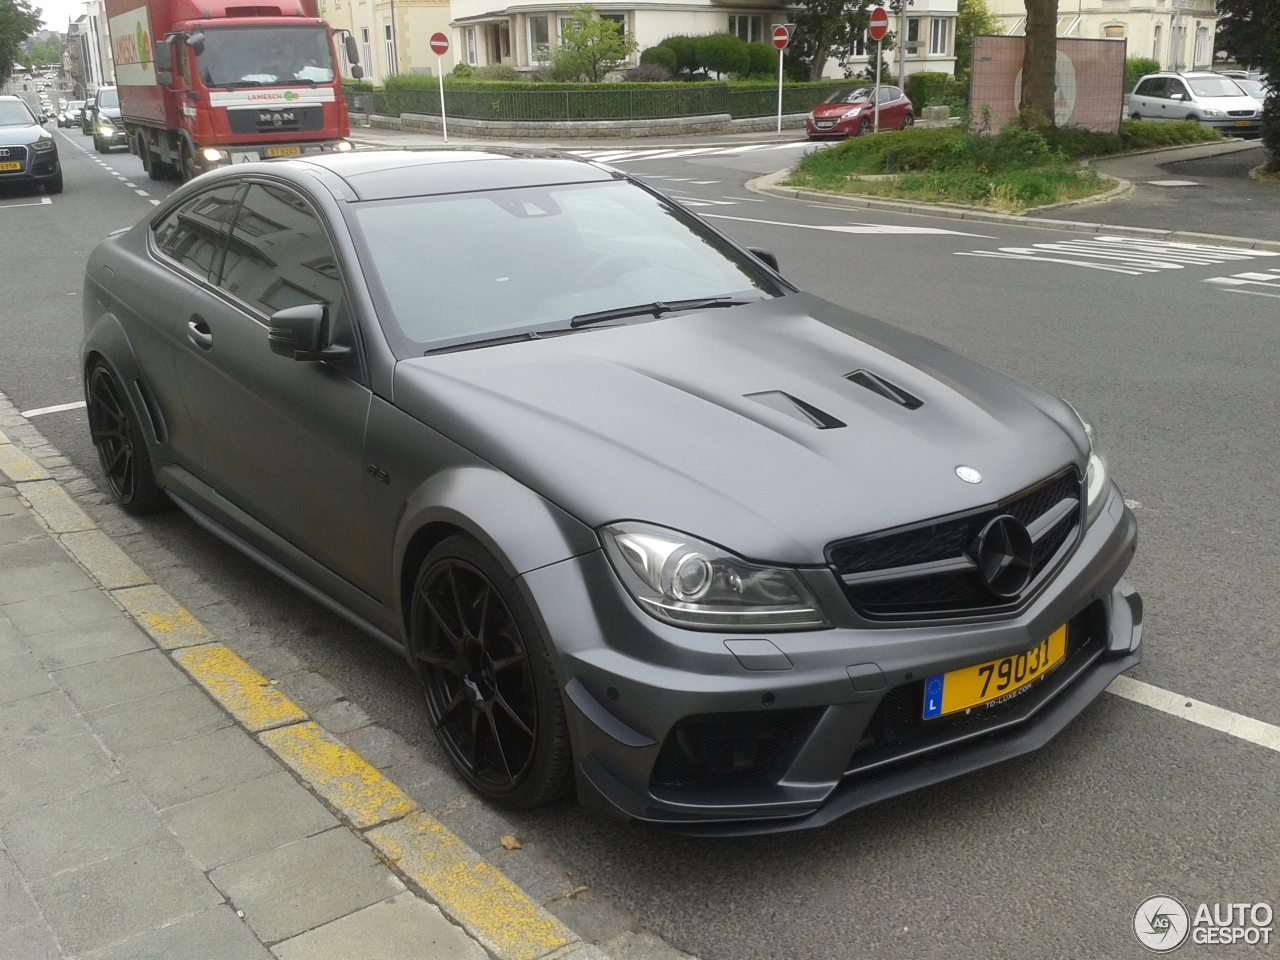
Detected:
left=784, top=120, right=1222, bottom=212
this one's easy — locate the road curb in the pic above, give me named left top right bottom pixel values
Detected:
left=745, top=166, right=1280, bottom=252
left=0, top=393, right=594, bottom=960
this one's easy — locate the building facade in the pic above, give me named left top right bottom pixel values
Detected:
left=987, top=0, right=1219, bottom=72
left=321, top=0, right=455, bottom=84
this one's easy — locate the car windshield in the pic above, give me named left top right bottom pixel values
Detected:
left=351, top=179, right=775, bottom=352
left=97, top=88, right=119, bottom=108
left=197, top=26, right=335, bottom=87
left=0, top=101, right=35, bottom=125
left=1187, top=76, right=1244, bottom=98
left=70, top=100, right=85, bottom=110
left=824, top=87, right=873, bottom=104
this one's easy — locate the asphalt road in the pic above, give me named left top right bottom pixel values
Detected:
left=2, top=127, right=1278, bottom=959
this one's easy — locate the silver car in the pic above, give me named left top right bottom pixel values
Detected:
left=1129, top=71, right=1262, bottom=137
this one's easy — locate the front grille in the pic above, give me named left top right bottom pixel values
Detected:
left=227, top=105, right=324, bottom=135
left=1227, top=109, right=1255, bottom=117
left=846, top=605, right=1102, bottom=773
left=827, top=469, right=1082, bottom=621
left=0, top=145, right=29, bottom=166
left=650, top=708, right=820, bottom=788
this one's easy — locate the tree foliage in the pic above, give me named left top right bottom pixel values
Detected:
left=0, top=0, right=42, bottom=82
left=696, top=33, right=749, bottom=78
left=657, top=35, right=698, bottom=74
left=24, top=35, right=59, bottom=70
left=639, top=44, right=677, bottom=73
left=956, top=0, right=1001, bottom=76
left=553, top=5, right=637, bottom=82
left=791, top=0, right=879, bottom=82
left=1216, top=0, right=1278, bottom=168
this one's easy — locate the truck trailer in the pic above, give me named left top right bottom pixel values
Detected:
left=105, top=0, right=358, bottom=181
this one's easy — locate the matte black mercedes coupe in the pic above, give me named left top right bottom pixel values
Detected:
left=82, top=149, right=1141, bottom=834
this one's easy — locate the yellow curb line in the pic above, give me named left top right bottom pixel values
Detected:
left=367, top=812, right=577, bottom=960
left=259, top=721, right=419, bottom=830
left=174, top=644, right=309, bottom=733
left=113, top=584, right=211, bottom=649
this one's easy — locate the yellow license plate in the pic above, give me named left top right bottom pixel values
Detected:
left=923, top=625, right=1067, bottom=719
left=266, top=146, right=302, bottom=157
left=1236, top=120, right=1253, bottom=127
left=0, top=161, right=21, bottom=171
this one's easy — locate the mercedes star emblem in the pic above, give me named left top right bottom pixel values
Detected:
left=956, top=465, right=982, bottom=484
left=973, top=514, right=1034, bottom=598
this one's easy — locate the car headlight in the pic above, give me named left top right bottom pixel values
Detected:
left=1200, top=108, right=1225, bottom=118
left=1065, top=403, right=1110, bottom=526
left=600, top=521, right=830, bottom=630
left=98, top=124, right=114, bottom=136
left=32, top=137, right=54, bottom=151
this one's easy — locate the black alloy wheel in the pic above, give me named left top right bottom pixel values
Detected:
left=409, top=536, right=571, bottom=808
left=85, top=362, right=167, bottom=514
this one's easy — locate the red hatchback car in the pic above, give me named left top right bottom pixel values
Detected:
left=806, top=85, right=915, bottom=139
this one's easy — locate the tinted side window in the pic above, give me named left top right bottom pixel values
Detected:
left=1134, top=79, right=1154, bottom=96
left=152, top=184, right=242, bottom=279
left=878, top=87, right=897, bottom=103
left=217, top=183, right=345, bottom=321
left=1168, top=80, right=1189, bottom=99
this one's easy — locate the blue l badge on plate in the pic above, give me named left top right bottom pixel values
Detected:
left=923, top=674, right=944, bottom=719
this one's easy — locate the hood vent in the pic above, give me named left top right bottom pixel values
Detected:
left=745, top=391, right=845, bottom=430
left=846, top=369, right=923, bottom=410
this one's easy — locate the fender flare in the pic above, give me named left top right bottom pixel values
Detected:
left=81, top=313, right=168, bottom=454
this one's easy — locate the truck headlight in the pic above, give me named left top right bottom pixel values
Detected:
left=202, top=147, right=224, bottom=162
left=601, top=522, right=829, bottom=630
left=335, top=140, right=353, bottom=152
left=1066, top=403, right=1110, bottom=526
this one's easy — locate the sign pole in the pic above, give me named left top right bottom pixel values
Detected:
left=437, top=55, right=448, bottom=143
left=771, top=24, right=791, bottom=135
left=777, top=45, right=783, bottom=134
left=874, top=39, right=882, bottom=133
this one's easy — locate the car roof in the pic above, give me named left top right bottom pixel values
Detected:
left=287, top=148, right=614, bottom=202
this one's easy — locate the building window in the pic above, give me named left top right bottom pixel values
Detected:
left=850, top=29, right=867, bottom=57
left=466, top=27, right=477, bottom=65
left=361, top=27, right=371, bottom=76
left=728, top=15, right=762, bottom=44
left=1152, top=23, right=1161, bottom=60
left=487, top=22, right=510, bottom=61
left=558, top=16, right=573, bottom=41
left=1193, top=23, right=1207, bottom=65
left=601, top=13, right=626, bottom=37
left=906, top=17, right=920, bottom=55
left=929, top=17, right=950, bottom=56
left=528, top=15, right=549, bottom=61
left=1103, top=25, right=1125, bottom=38
left=384, top=23, right=396, bottom=75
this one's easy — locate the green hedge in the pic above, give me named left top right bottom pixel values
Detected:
left=372, top=76, right=858, bottom=120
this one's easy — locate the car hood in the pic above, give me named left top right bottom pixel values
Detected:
left=0, top=123, right=51, bottom=145
left=811, top=102, right=865, bottom=117
left=392, top=294, right=1088, bottom=564
left=1196, top=94, right=1261, bottom=109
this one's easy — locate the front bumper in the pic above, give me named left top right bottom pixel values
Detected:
left=525, top=485, right=1140, bottom=835
left=197, top=139, right=352, bottom=172
left=0, top=146, right=61, bottom=185
left=96, top=125, right=129, bottom=147
left=1202, top=117, right=1263, bottom=135
left=806, top=115, right=859, bottom=138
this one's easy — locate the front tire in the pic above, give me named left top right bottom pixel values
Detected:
left=44, top=170, right=63, bottom=194
left=858, top=116, right=871, bottom=136
left=85, top=361, right=168, bottom=515
left=902, top=112, right=915, bottom=129
left=408, top=535, right=572, bottom=809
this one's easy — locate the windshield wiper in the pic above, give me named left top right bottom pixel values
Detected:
left=569, top=296, right=758, bottom=328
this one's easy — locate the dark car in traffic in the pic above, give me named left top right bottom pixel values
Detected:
left=88, top=87, right=128, bottom=152
left=81, top=149, right=1140, bottom=834
left=58, top=100, right=85, bottom=128
left=807, top=85, right=915, bottom=138
left=0, top=96, right=62, bottom=194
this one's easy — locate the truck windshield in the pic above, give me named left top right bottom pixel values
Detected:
left=197, top=26, right=334, bottom=87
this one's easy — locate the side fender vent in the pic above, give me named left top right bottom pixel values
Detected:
left=845, top=369, right=923, bottom=410
left=745, top=391, right=845, bottom=430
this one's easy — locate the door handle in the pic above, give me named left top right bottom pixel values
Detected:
left=188, top=316, right=213, bottom=350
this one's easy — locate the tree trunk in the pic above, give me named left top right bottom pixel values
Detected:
left=809, top=29, right=829, bottom=81
left=1020, top=0, right=1058, bottom=126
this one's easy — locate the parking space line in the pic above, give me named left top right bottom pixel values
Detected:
left=0, top=197, right=52, bottom=209
left=1108, top=675, right=1280, bottom=753
left=20, top=400, right=86, bottom=417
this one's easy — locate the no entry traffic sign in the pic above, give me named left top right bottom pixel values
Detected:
left=430, top=32, right=450, bottom=55
left=868, top=7, right=889, bottom=42
left=772, top=24, right=790, bottom=50
left=430, top=33, right=451, bottom=142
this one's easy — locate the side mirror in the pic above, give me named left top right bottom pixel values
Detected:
left=1170, top=92, right=1183, bottom=100
left=345, top=34, right=360, bottom=64
left=186, top=32, right=206, bottom=55
left=154, top=39, right=174, bottom=86
left=748, top=247, right=779, bottom=272
left=268, top=304, right=351, bottom=362
left=350, top=64, right=364, bottom=79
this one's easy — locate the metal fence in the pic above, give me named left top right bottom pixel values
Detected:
left=345, top=82, right=854, bottom=122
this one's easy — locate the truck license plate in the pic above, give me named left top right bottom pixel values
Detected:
left=266, top=146, right=302, bottom=157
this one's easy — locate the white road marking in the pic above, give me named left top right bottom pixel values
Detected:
left=703, top=213, right=995, bottom=237
left=1147, top=179, right=1203, bottom=187
left=726, top=195, right=768, bottom=202
left=20, top=400, right=86, bottom=417
left=690, top=180, right=721, bottom=184
left=150, top=199, right=161, bottom=205
left=1108, top=675, right=1280, bottom=755
left=135, top=189, right=149, bottom=196
left=0, top=196, right=53, bottom=209
left=125, top=181, right=136, bottom=187
left=959, top=236, right=1279, bottom=275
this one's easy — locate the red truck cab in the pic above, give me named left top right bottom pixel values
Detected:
left=107, top=0, right=354, bottom=181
